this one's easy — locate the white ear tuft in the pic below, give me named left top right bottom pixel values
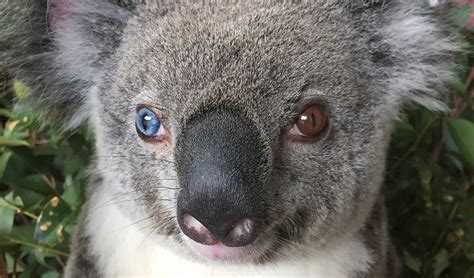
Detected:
left=380, top=2, right=459, bottom=111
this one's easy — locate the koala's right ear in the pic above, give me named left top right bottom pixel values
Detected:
left=0, top=0, right=133, bottom=128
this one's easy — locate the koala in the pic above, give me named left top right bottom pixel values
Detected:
left=0, top=0, right=458, bottom=277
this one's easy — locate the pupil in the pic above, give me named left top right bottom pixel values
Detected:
left=142, top=114, right=152, bottom=130
left=136, top=108, right=161, bottom=137
left=311, top=113, right=316, bottom=129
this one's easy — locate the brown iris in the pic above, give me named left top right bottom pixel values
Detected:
left=295, top=105, right=327, bottom=137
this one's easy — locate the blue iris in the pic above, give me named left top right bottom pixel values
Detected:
left=136, top=107, right=161, bottom=137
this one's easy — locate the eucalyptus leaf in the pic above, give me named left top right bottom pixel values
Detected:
left=4, top=174, right=55, bottom=196
left=5, top=252, right=25, bottom=274
left=0, top=206, right=14, bottom=235
left=0, top=151, right=13, bottom=178
left=446, top=119, right=474, bottom=170
left=41, top=271, right=60, bottom=278
left=0, top=109, right=15, bottom=119
left=34, top=197, right=73, bottom=247
left=404, top=252, right=422, bottom=274
left=0, top=136, right=30, bottom=147
left=34, top=249, right=56, bottom=270
left=433, top=248, right=450, bottom=278
left=12, top=81, right=30, bottom=100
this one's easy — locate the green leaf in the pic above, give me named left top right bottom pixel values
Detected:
left=7, top=194, right=24, bottom=208
left=0, top=151, right=13, bottom=178
left=34, top=197, right=73, bottom=246
left=64, top=155, right=88, bottom=176
left=446, top=119, right=474, bottom=170
left=61, top=182, right=84, bottom=209
left=13, top=188, right=44, bottom=212
left=450, top=77, right=467, bottom=95
left=41, top=271, right=60, bottom=278
left=4, top=174, right=55, bottom=196
left=465, top=251, right=474, bottom=262
left=404, top=251, right=422, bottom=274
left=433, top=248, right=450, bottom=277
left=448, top=6, right=471, bottom=28
left=0, top=109, right=15, bottom=119
left=0, top=204, right=15, bottom=235
left=5, top=253, right=25, bottom=274
left=465, top=265, right=474, bottom=278
left=12, top=81, right=30, bottom=100
left=0, top=193, right=20, bottom=236
left=419, top=164, right=432, bottom=187
left=32, top=144, right=71, bottom=157
left=0, top=136, right=30, bottom=147
left=9, top=223, right=36, bottom=242
left=33, top=249, right=56, bottom=270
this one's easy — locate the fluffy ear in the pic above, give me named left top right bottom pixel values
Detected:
left=349, top=0, right=459, bottom=111
left=0, top=0, right=132, bottom=128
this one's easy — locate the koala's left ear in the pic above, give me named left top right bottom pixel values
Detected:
left=350, top=0, right=459, bottom=111
left=0, top=0, right=134, bottom=128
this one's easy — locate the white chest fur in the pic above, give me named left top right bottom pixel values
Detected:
left=84, top=188, right=372, bottom=277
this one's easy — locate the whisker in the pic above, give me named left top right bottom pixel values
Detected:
left=138, top=227, right=157, bottom=250
left=96, top=155, right=177, bottom=165
left=134, top=215, right=176, bottom=235
left=110, top=215, right=155, bottom=233
left=150, top=185, right=179, bottom=189
left=92, top=189, right=140, bottom=206
left=92, top=197, right=177, bottom=211
left=92, top=197, right=146, bottom=210
left=273, top=236, right=332, bottom=258
left=137, top=222, right=161, bottom=234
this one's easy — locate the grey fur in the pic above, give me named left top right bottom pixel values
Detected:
left=0, top=0, right=457, bottom=277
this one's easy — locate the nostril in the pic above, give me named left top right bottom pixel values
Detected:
left=180, top=214, right=257, bottom=247
left=223, top=218, right=255, bottom=247
left=181, top=214, right=218, bottom=245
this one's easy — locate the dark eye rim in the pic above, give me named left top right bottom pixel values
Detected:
left=286, top=99, right=330, bottom=143
left=135, top=105, right=170, bottom=143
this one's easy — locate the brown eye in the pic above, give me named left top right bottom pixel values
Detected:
left=289, top=105, right=327, bottom=140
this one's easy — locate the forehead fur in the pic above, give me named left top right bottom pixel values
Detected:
left=1, top=0, right=456, bottom=128
left=115, top=2, right=375, bottom=126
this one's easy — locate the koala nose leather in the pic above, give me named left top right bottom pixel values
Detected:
left=176, top=108, right=267, bottom=247
left=181, top=214, right=255, bottom=246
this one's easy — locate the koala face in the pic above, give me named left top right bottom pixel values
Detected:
left=1, top=0, right=456, bottom=267
left=93, top=3, right=397, bottom=262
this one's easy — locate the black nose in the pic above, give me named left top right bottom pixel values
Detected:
left=176, top=108, right=267, bottom=247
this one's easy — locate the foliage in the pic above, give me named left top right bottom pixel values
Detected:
left=0, top=2, right=473, bottom=278
left=384, top=3, right=474, bottom=277
left=0, top=75, right=93, bottom=277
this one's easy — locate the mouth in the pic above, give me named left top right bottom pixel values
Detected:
left=183, top=234, right=267, bottom=261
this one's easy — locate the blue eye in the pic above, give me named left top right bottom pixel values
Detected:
left=136, top=107, right=162, bottom=138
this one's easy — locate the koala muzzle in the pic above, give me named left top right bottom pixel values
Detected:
left=176, top=108, right=267, bottom=247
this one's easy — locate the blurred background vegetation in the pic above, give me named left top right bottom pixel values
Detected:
left=0, top=1, right=473, bottom=278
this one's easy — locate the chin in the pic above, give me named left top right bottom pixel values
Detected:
left=181, top=233, right=272, bottom=263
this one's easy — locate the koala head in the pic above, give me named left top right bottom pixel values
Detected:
left=1, top=0, right=456, bottom=263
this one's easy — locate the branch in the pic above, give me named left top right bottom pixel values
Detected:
left=0, top=236, right=69, bottom=258
left=0, top=197, right=38, bottom=220
left=0, top=253, right=7, bottom=278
